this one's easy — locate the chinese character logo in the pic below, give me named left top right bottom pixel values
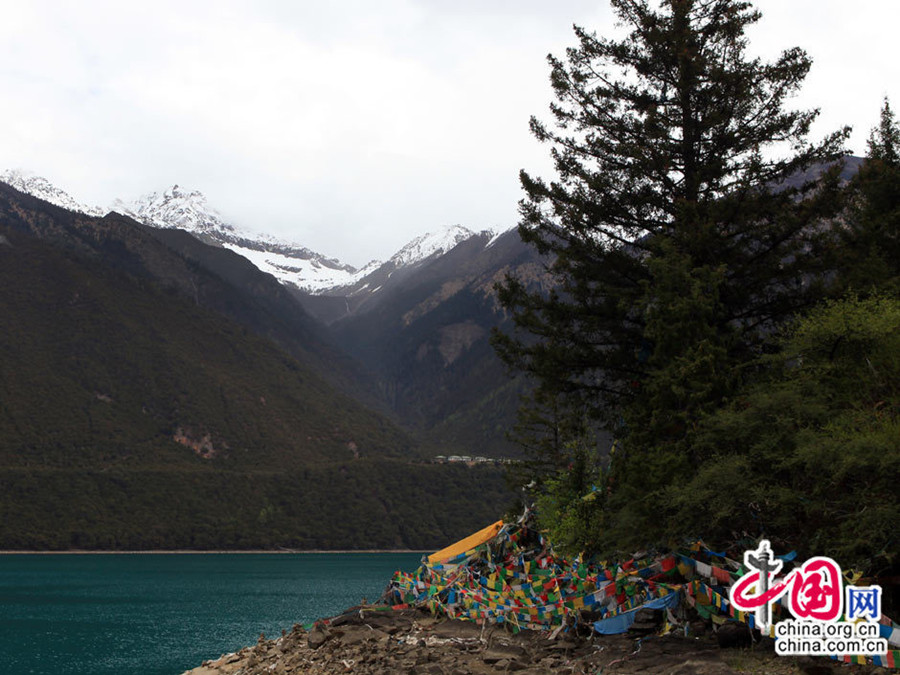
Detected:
left=786, top=557, right=843, bottom=621
left=729, top=540, right=884, bottom=632
left=730, top=540, right=785, bottom=630
left=846, top=585, right=882, bottom=622
left=730, top=541, right=844, bottom=630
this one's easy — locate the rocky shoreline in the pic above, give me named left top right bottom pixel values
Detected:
left=0, top=549, right=427, bottom=555
left=181, top=605, right=889, bottom=675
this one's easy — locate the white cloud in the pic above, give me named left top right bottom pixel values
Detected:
left=0, top=0, right=896, bottom=265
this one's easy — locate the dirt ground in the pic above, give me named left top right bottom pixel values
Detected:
left=182, top=606, right=893, bottom=675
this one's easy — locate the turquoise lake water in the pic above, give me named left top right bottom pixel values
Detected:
left=0, top=552, right=423, bottom=675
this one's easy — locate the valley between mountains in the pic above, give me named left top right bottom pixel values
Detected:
left=0, top=171, right=544, bottom=550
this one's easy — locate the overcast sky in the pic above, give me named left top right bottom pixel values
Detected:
left=1, top=1, right=897, bottom=266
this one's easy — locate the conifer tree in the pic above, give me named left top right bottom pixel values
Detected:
left=868, top=97, right=900, bottom=166
left=494, top=0, right=847, bottom=550
left=834, top=97, right=900, bottom=294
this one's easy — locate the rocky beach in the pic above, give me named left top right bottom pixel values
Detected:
left=179, top=514, right=898, bottom=675
left=182, top=605, right=889, bottom=675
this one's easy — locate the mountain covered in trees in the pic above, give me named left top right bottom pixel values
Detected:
left=295, top=228, right=548, bottom=457
left=5, top=172, right=543, bottom=457
left=0, top=181, right=512, bottom=550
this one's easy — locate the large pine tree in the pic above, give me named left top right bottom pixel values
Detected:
left=494, top=0, right=848, bottom=551
left=833, top=98, right=900, bottom=295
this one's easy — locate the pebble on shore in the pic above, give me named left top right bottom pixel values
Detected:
left=181, top=605, right=890, bottom=675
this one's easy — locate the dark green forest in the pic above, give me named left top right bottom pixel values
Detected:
left=0, top=186, right=512, bottom=550
left=0, top=461, right=509, bottom=550
left=495, top=0, right=898, bottom=577
left=0, top=224, right=410, bottom=470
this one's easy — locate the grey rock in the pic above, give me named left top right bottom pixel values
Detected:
left=665, top=655, right=739, bottom=674
left=504, top=659, right=529, bottom=672
left=688, top=619, right=708, bottom=636
left=432, top=620, right=483, bottom=639
left=548, top=640, right=577, bottom=651
left=482, top=644, right=528, bottom=664
left=307, top=626, right=332, bottom=650
left=796, top=655, right=836, bottom=674
left=715, top=621, right=753, bottom=649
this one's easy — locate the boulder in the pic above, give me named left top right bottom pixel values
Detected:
left=715, top=621, right=753, bottom=649
left=629, top=607, right=664, bottom=635
left=482, top=644, right=528, bottom=665
left=307, top=626, right=333, bottom=650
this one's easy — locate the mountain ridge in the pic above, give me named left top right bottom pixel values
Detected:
left=0, top=169, right=105, bottom=217
left=0, top=168, right=537, bottom=458
left=0, top=179, right=514, bottom=550
left=1, top=170, right=514, bottom=294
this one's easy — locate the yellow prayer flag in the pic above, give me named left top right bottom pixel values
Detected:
left=427, top=520, right=504, bottom=564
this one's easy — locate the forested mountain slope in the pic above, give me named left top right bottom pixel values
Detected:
left=0, top=183, right=512, bottom=549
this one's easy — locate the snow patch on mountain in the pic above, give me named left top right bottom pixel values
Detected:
left=111, top=185, right=237, bottom=236
left=389, top=225, right=477, bottom=267
left=1, top=169, right=105, bottom=217
left=486, top=223, right=517, bottom=248
left=222, top=243, right=381, bottom=292
left=2, top=171, right=508, bottom=295
left=111, top=184, right=383, bottom=293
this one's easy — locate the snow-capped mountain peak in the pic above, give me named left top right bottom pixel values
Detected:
left=1, top=170, right=499, bottom=296
left=112, top=185, right=237, bottom=237
left=0, top=172, right=366, bottom=292
left=390, top=225, right=476, bottom=267
left=111, top=184, right=385, bottom=293
left=1, top=169, right=104, bottom=217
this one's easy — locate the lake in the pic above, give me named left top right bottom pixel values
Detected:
left=0, top=552, right=424, bottom=675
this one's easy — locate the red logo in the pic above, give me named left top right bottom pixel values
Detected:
left=729, top=541, right=842, bottom=629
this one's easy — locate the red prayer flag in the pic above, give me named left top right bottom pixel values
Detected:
left=712, top=566, right=732, bottom=584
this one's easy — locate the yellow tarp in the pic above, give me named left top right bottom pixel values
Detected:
left=427, top=520, right=504, bottom=564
